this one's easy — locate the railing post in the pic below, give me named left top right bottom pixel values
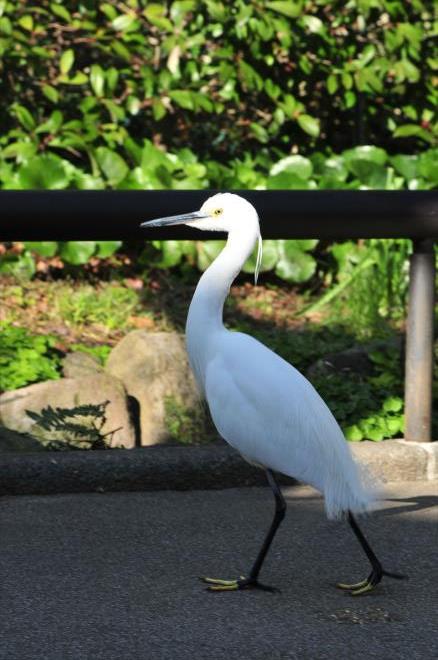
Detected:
left=404, top=238, right=435, bottom=442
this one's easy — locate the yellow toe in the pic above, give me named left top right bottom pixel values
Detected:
left=350, top=581, right=375, bottom=596
left=336, top=578, right=369, bottom=591
left=208, top=582, right=239, bottom=591
left=201, top=577, right=239, bottom=586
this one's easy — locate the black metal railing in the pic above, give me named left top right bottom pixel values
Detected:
left=1, top=190, right=437, bottom=442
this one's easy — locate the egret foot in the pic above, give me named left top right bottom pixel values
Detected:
left=341, top=512, right=407, bottom=596
left=337, top=567, right=406, bottom=596
left=337, top=573, right=379, bottom=596
left=200, top=576, right=278, bottom=593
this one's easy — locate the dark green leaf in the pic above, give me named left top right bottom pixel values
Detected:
left=12, top=104, right=35, bottom=131
left=418, top=150, right=438, bottom=183
left=327, top=74, right=338, bottom=95
left=270, top=155, right=313, bottom=179
left=112, top=14, right=136, bottom=31
left=60, top=49, right=74, bottom=75
left=275, top=241, right=317, bottom=282
left=169, top=90, right=194, bottom=110
left=343, top=146, right=387, bottom=166
left=95, top=148, right=129, bottom=186
left=90, top=64, right=105, bottom=97
left=95, top=241, right=122, bottom=258
left=59, top=242, right=96, bottom=265
left=391, top=155, right=418, bottom=180
left=51, top=4, right=71, bottom=21
left=18, top=15, right=33, bottom=31
left=267, top=172, right=313, bottom=189
left=266, top=1, right=303, bottom=18
left=42, top=85, right=59, bottom=103
left=18, top=155, right=69, bottom=189
left=297, top=114, right=320, bottom=137
left=24, top=242, right=58, bottom=257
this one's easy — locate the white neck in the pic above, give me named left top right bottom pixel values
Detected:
left=185, top=224, right=259, bottom=389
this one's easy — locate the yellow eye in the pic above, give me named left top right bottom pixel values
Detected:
left=213, top=208, right=223, bottom=217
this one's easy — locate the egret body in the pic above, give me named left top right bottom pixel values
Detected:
left=141, top=193, right=404, bottom=595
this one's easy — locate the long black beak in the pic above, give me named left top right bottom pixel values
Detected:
left=140, top=211, right=208, bottom=229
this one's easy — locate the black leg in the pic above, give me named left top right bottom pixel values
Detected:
left=201, top=469, right=286, bottom=592
left=348, top=512, right=381, bottom=567
left=248, top=469, right=286, bottom=581
left=337, top=511, right=406, bottom=596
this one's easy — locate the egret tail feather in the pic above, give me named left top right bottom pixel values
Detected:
left=323, top=462, right=375, bottom=520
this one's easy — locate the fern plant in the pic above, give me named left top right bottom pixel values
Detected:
left=26, top=400, right=121, bottom=450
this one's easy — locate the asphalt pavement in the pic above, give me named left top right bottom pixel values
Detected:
left=1, top=481, right=437, bottom=660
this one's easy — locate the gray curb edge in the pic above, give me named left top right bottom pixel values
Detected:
left=0, top=439, right=436, bottom=497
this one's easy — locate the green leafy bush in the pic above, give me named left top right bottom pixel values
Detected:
left=0, top=0, right=435, bottom=167
left=0, top=1, right=435, bottom=290
left=2, top=140, right=437, bottom=191
left=0, top=324, right=61, bottom=391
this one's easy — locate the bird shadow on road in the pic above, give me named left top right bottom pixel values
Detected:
left=377, top=494, right=438, bottom=517
left=280, top=488, right=438, bottom=521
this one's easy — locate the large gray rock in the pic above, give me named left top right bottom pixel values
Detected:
left=62, top=351, right=104, bottom=379
left=0, top=373, right=135, bottom=449
left=306, top=346, right=373, bottom=379
left=106, top=331, right=199, bottom=445
left=306, top=337, right=403, bottom=380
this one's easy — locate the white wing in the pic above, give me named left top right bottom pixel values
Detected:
left=204, top=330, right=371, bottom=518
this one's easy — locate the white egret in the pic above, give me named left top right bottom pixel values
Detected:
left=141, top=193, right=405, bottom=595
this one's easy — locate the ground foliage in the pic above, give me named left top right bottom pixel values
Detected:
left=1, top=275, right=437, bottom=442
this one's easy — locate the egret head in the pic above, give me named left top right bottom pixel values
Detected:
left=140, top=193, right=259, bottom=234
left=140, top=193, right=262, bottom=283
